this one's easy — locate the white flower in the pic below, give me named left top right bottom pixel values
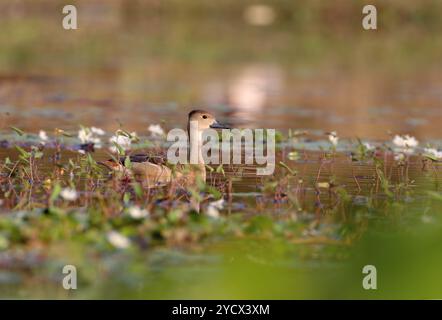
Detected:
left=393, top=135, right=418, bottom=149
left=392, top=135, right=418, bottom=157
left=78, top=127, right=102, bottom=147
left=39, top=130, right=48, bottom=142
left=394, top=153, right=405, bottom=161
left=60, top=188, right=78, bottom=201
left=130, top=131, right=138, bottom=140
left=107, top=231, right=130, bottom=249
left=109, top=133, right=132, bottom=153
left=127, top=206, right=149, bottom=219
left=206, top=198, right=225, bottom=219
left=328, top=131, right=339, bottom=147
left=148, top=124, right=165, bottom=137
left=206, top=206, right=219, bottom=219
left=78, top=128, right=90, bottom=143
left=424, top=148, right=442, bottom=159
left=91, top=127, right=105, bottom=135
left=210, top=198, right=225, bottom=210
left=363, top=142, right=375, bottom=151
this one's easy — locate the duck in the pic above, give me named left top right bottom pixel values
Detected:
left=100, top=110, right=230, bottom=188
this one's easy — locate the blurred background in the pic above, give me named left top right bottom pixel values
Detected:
left=1, top=0, right=442, bottom=139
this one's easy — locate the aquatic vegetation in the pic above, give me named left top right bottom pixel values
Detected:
left=148, top=124, right=165, bottom=137
left=108, top=130, right=137, bottom=154
left=206, top=198, right=225, bottom=219
left=393, top=134, right=419, bottom=154
left=327, top=131, right=339, bottom=147
left=78, top=126, right=105, bottom=147
left=60, top=188, right=78, bottom=201
left=38, top=130, right=48, bottom=143
left=423, top=148, right=442, bottom=161
left=127, top=206, right=149, bottom=219
left=1, top=116, right=442, bottom=298
left=107, top=231, right=131, bottom=249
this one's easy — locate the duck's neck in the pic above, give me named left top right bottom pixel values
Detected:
left=188, top=123, right=205, bottom=166
left=188, top=128, right=206, bottom=181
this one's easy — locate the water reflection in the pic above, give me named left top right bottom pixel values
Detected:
left=203, top=64, right=283, bottom=126
left=228, top=64, right=283, bottom=124
left=1, top=1, right=442, bottom=140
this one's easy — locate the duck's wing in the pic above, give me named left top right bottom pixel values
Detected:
left=102, top=153, right=171, bottom=187
left=98, top=153, right=167, bottom=172
left=119, top=153, right=167, bottom=166
left=131, top=161, right=172, bottom=187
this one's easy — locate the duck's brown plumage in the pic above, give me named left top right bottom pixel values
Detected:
left=101, top=110, right=229, bottom=188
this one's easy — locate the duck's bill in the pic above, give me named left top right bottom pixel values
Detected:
left=210, top=121, right=231, bottom=129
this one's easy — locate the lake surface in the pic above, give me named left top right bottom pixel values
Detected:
left=1, top=1, right=442, bottom=141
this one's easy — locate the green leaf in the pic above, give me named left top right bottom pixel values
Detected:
left=275, top=130, right=284, bottom=143
left=0, top=234, right=9, bottom=250
left=123, top=192, right=131, bottom=204
left=34, top=152, right=44, bottom=159
left=15, top=146, right=30, bottom=160
left=87, top=153, right=96, bottom=166
left=423, top=154, right=439, bottom=162
left=50, top=183, right=62, bottom=205
left=112, top=142, right=125, bottom=156
left=278, top=161, right=297, bottom=176
left=428, top=191, right=442, bottom=201
left=288, top=151, right=300, bottom=161
left=132, top=182, right=143, bottom=198
left=124, top=156, right=132, bottom=169
left=215, top=164, right=225, bottom=176
left=376, top=167, right=393, bottom=198
left=205, top=186, right=222, bottom=199
left=56, top=128, right=73, bottom=137
left=10, top=126, right=24, bottom=136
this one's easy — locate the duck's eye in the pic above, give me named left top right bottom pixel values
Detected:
left=202, top=115, right=208, bottom=119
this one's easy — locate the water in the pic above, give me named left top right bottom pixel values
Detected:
left=3, top=67, right=442, bottom=140
left=1, top=144, right=441, bottom=213
left=1, top=2, right=442, bottom=141
left=2, top=0, right=442, bottom=299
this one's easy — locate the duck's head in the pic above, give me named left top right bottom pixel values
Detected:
left=188, top=109, right=230, bottom=130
